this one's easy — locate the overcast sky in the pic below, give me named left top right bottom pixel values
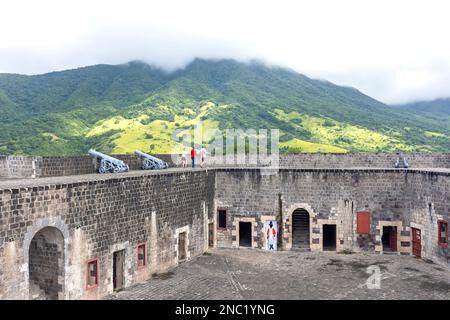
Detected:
left=1, top=0, right=450, bottom=104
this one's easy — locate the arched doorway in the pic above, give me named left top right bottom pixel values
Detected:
left=292, top=209, right=310, bottom=249
left=28, top=227, right=65, bottom=300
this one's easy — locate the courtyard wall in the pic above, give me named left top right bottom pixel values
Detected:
left=0, top=170, right=215, bottom=299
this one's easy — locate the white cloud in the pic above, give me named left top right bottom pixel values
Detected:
left=1, top=0, right=450, bottom=104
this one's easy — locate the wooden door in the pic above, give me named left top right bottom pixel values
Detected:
left=113, top=250, right=125, bottom=291
left=208, top=223, right=214, bottom=248
left=411, top=228, right=421, bottom=258
left=389, top=226, right=398, bottom=252
left=178, top=232, right=186, bottom=261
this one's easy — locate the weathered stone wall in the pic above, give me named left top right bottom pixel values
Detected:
left=41, top=154, right=176, bottom=177
left=0, top=169, right=215, bottom=300
left=0, top=156, right=7, bottom=177
left=278, top=153, right=450, bottom=168
left=41, top=156, right=96, bottom=177
left=214, top=168, right=450, bottom=265
left=0, top=156, right=42, bottom=178
left=28, top=227, right=64, bottom=300
left=0, top=154, right=177, bottom=179
left=0, top=166, right=449, bottom=300
left=204, top=153, right=450, bottom=168
left=1, top=153, right=449, bottom=179
left=404, top=171, right=450, bottom=263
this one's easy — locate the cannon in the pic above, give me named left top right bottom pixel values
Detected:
left=394, top=152, right=409, bottom=169
left=88, top=149, right=129, bottom=173
left=135, top=150, right=169, bottom=170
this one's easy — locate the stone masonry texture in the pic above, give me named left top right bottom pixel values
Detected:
left=0, top=154, right=448, bottom=300
left=0, top=169, right=215, bottom=299
left=1, top=153, right=450, bottom=179
left=214, top=168, right=449, bottom=265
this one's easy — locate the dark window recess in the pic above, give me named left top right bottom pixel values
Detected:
left=137, top=244, right=146, bottom=267
left=438, top=220, right=448, bottom=247
left=218, top=210, right=227, bottom=229
left=87, top=259, right=99, bottom=288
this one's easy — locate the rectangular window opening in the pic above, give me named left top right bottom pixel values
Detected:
left=218, top=209, right=227, bottom=229
left=438, top=220, right=448, bottom=247
left=137, top=243, right=147, bottom=268
left=87, top=258, right=99, bottom=289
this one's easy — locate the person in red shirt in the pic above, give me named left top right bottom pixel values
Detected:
left=190, top=147, right=196, bottom=168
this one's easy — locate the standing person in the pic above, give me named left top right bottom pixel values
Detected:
left=200, top=146, right=207, bottom=168
left=180, top=150, right=187, bottom=168
left=190, top=146, right=196, bottom=168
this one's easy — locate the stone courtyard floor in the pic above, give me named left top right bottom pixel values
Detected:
left=106, top=248, right=450, bottom=300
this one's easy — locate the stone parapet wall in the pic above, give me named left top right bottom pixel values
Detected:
left=0, top=154, right=177, bottom=178
left=211, top=153, right=450, bottom=168
left=278, top=153, right=450, bottom=168
left=41, top=156, right=95, bottom=177
left=1, top=153, right=449, bottom=179
left=0, top=156, right=42, bottom=178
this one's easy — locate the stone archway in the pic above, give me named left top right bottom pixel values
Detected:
left=284, top=203, right=317, bottom=250
left=28, top=227, right=65, bottom=300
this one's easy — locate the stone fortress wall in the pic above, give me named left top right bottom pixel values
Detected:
left=1, top=153, right=450, bottom=179
left=0, top=154, right=175, bottom=178
left=0, top=153, right=448, bottom=300
left=214, top=168, right=449, bottom=265
left=0, top=170, right=215, bottom=299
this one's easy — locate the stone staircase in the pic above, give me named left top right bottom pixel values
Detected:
left=292, top=212, right=310, bottom=251
left=291, top=247, right=311, bottom=252
left=29, top=282, right=47, bottom=300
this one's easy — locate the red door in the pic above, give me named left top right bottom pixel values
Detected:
left=411, top=228, right=421, bottom=258
left=390, top=226, right=398, bottom=252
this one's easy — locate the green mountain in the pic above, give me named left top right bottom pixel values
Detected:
left=1, top=58, right=450, bottom=155
left=393, top=98, right=450, bottom=116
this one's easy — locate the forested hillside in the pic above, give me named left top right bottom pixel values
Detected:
left=1, top=59, right=449, bottom=155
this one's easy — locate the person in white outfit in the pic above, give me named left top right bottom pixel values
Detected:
left=200, top=146, right=207, bottom=168
left=180, top=150, right=187, bottom=168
